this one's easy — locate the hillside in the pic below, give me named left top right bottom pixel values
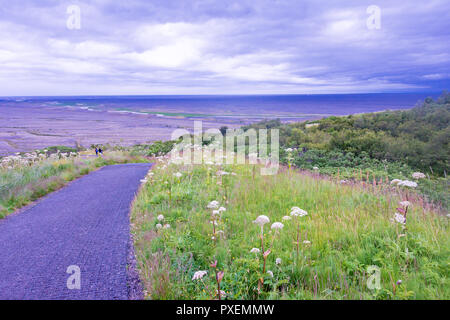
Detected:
left=242, top=91, right=449, bottom=210
left=131, top=158, right=449, bottom=300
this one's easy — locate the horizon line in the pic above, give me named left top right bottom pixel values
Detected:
left=0, top=91, right=445, bottom=99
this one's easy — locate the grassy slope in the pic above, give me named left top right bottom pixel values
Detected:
left=131, top=161, right=449, bottom=300
left=243, top=92, right=449, bottom=210
left=0, top=151, right=147, bottom=218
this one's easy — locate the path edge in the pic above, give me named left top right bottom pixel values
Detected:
left=126, top=163, right=153, bottom=300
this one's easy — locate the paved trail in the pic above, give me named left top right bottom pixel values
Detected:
left=0, top=163, right=152, bottom=300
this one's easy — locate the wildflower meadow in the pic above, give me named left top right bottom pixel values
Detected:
left=131, top=155, right=449, bottom=300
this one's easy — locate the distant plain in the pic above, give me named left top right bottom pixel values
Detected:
left=0, top=93, right=436, bottom=155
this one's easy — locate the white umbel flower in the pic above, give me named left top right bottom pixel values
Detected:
left=271, top=222, right=284, bottom=230
left=157, top=214, right=164, bottom=221
left=290, top=207, right=308, bottom=217
left=192, top=270, right=207, bottom=280
left=250, top=248, right=260, bottom=254
left=276, top=258, right=282, bottom=265
left=398, top=180, right=417, bottom=188
left=253, top=215, right=270, bottom=227
left=282, top=215, right=291, bottom=221
left=212, top=210, right=220, bottom=217
left=207, top=200, right=219, bottom=209
left=412, top=172, right=426, bottom=179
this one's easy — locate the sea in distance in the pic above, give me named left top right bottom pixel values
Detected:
left=0, top=92, right=440, bottom=155
left=0, top=92, right=439, bottom=121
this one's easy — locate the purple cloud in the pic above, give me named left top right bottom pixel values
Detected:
left=0, top=0, right=449, bottom=95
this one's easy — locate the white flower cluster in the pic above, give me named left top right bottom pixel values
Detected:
left=1, top=150, right=78, bottom=170
left=271, top=222, right=284, bottom=230
left=290, top=207, right=308, bottom=217
left=390, top=179, right=418, bottom=188
left=412, top=172, right=426, bottom=179
left=207, top=200, right=220, bottom=209
left=212, top=206, right=226, bottom=217
left=253, top=215, right=270, bottom=227
left=192, top=270, right=208, bottom=280
left=155, top=214, right=170, bottom=229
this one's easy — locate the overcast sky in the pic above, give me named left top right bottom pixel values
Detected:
left=0, top=0, right=449, bottom=95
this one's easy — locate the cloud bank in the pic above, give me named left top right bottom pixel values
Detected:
left=0, top=0, right=449, bottom=95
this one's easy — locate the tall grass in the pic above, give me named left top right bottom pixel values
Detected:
left=131, top=161, right=449, bottom=300
left=0, top=151, right=147, bottom=218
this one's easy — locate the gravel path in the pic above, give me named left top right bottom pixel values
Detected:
left=0, top=163, right=152, bottom=300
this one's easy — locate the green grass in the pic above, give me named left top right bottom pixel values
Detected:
left=0, top=151, right=147, bottom=218
left=131, top=161, right=449, bottom=300
left=281, top=148, right=449, bottom=211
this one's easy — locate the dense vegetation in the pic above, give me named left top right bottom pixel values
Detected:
left=242, top=91, right=449, bottom=210
left=132, top=159, right=449, bottom=300
left=131, top=140, right=179, bottom=157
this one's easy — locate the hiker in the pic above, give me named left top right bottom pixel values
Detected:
left=98, top=148, right=103, bottom=155
left=95, top=148, right=98, bottom=156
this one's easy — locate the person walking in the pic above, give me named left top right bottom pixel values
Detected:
left=95, top=147, right=99, bottom=156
